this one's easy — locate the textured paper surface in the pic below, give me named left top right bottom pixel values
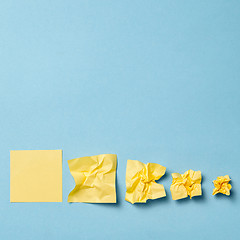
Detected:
left=170, top=169, right=202, bottom=200
left=10, top=150, right=62, bottom=202
left=125, top=160, right=166, bottom=204
left=213, top=175, right=231, bottom=196
left=68, top=154, right=117, bottom=203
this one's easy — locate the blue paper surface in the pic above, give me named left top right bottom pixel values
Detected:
left=0, top=1, right=239, bottom=239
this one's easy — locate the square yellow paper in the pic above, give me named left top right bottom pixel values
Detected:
left=68, top=154, right=117, bottom=203
left=10, top=150, right=62, bottom=202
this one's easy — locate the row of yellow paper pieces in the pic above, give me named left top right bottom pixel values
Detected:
left=10, top=151, right=231, bottom=203
left=68, top=154, right=232, bottom=203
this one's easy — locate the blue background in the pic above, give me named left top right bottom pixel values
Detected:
left=0, top=1, right=239, bottom=239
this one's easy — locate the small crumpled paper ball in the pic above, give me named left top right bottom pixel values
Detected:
left=170, top=170, right=202, bottom=200
left=212, top=175, right=232, bottom=196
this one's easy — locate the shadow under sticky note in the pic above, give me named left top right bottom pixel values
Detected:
left=10, top=150, right=62, bottom=202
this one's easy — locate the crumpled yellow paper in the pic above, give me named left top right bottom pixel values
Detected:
left=170, top=170, right=202, bottom=200
left=68, top=154, right=117, bottom=203
left=212, top=175, right=231, bottom=196
left=125, top=160, right=166, bottom=204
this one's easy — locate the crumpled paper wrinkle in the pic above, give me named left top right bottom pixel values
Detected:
left=170, top=170, right=202, bottom=200
left=212, top=175, right=231, bottom=196
left=125, top=160, right=166, bottom=204
left=68, top=154, right=117, bottom=203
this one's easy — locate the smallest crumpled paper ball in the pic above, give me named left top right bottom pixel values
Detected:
left=212, top=175, right=232, bottom=196
left=170, top=169, right=202, bottom=200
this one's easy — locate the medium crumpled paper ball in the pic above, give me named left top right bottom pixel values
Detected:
left=125, top=160, right=166, bottom=204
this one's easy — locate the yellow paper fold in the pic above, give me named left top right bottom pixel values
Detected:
left=212, top=175, right=231, bottom=196
left=125, top=160, right=166, bottom=204
left=68, top=154, right=117, bottom=203
left=170, top=169, right=202, bottom=200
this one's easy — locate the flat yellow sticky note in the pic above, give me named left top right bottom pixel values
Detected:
left=212, top=175, right=231, bottom=196
left=170, top=169, right=202, bottom=200
left=10, top=150, right=62, bottom=202
left=68, top=154, right=117, bottom=203
left=125, top=160, right=166, bottom=204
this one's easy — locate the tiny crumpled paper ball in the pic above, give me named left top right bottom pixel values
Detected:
left=212, top=175, right=232, bottom=196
